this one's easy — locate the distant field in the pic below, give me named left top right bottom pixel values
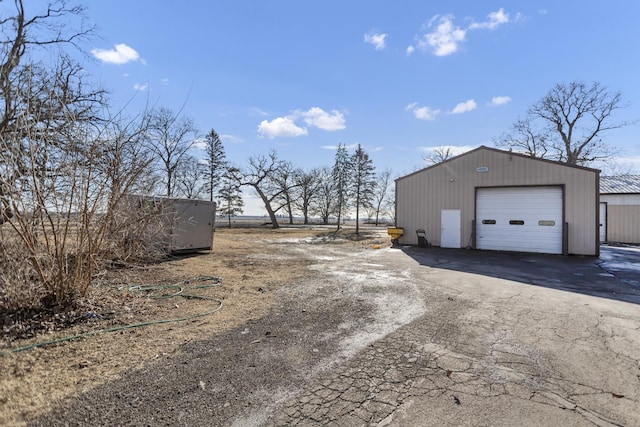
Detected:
left=215, top=215, right=393, bottom=228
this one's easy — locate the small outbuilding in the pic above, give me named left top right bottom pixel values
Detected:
left=395, top=146, right=600, bottom=256
left=599, top=175, right=640, bottom=244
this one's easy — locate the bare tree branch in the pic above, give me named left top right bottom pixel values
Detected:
left=238, top=150, right=284, bottom=228
left=529, top=81, right=628, bottom=165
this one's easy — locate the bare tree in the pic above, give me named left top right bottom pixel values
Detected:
left=293, top=167, right=322, bottom=225
left=94, top=110, right=157, bottom=211
left=1, top=20, right=96, bottom=221
left=272, top=161, right=301, bottom=225
left=146, top=107, right=198, bottom=197
left=499, top=81, right=628, bottom=166
left=0, top=0, right=113, bottom=310
left=0, top=0, right=94, bottom=135
left=218, top=166, right=244, bottom=228
left=238, top=150, right=284, bottom=229
left=1, top=108, right=155, bottom=309
left=310, top=166, right=335, bottom=225
left=422, top=146, right=456, bottom=165
left=351, top=144, right=376, bottom=235
left=371, top=168, right=393, bottom=226
left=175, top=156, right=204, bottom=199
left=495, top=118, right=549, bottom=159
left=385, top=184, right=396, bottom=224
left=0, top=2, right=177, bottom=312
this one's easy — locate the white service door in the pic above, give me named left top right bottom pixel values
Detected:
left=599, top=202, right=607, bottom=243
left=476, top=187, right=563, bottom=254
left=440, top=209, right=461, bottom=248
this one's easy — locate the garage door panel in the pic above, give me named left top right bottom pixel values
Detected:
left=476, top=187, right=563, bottom=254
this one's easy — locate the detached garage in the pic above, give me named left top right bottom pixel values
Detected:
left=600, top=175, right=640, bottom=244
left=395, top=146, right=600, bottom=256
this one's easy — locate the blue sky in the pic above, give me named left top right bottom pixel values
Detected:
left=76, top=2, right=640, bottom=212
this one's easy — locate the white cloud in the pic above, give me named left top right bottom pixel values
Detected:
left=489, top=96, right=511, bottom=106
left=133, top=83, right=148, bottom=91
left=257, top=107, right=346, bottom=138
left=451, top=99, right=477, bottom=114
left=414, top=106, right=440, bottom=120
left=91, top=43, right=140, bottom=64
left=258, top=117, right=308, bottom=139
left=221, top=134, right=243, bottom=144
left=417, top=15, right=466, bottom=56
left=415, top=8, right=514, bottom=57
left=406, top=45, right=415, bottom=55
left=406, top=103, right=440, bottom=121
left=469, top=8, right=510, bottom=30
left=364, top=31, right=387, bottom=50
left=298, top=107, right=346, bottom=131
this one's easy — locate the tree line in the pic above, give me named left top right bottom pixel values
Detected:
left=234, top=144, right=394, bottom=231
left=141, top=111, right=395, bottom=230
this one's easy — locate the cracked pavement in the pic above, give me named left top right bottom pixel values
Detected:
left=32, top=234, right=640, bottom=426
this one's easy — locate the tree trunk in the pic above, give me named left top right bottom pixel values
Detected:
left=253, top=185, right=279, bottom=229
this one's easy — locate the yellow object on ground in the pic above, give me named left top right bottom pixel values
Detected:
left=387, top=227, right=404, bottom=240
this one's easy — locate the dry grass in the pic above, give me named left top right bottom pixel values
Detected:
left=0, top=226, right=386, bottom=426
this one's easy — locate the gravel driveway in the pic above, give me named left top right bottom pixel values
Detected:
left=31, top=233, right=640, bottom=426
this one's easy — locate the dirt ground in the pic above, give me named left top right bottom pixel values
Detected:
left=0, top=226, right=385, bottom=426
left=2, top=226, right=639, bottom=426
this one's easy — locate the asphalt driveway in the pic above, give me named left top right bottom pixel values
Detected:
left=401, top=243, right=640, bottom=304
left=32, top=234, right=640, bottom=426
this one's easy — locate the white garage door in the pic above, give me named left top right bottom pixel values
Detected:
left=476, top=187, right=563, bottom=254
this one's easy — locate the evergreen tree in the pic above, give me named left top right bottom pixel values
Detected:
left=331, top=143, right=353, bottom=230
left=218, top=167, right=244, bottom=228
left=351, top=144, right=376, bottom=235
left=201, top=129, right=227, bottom=202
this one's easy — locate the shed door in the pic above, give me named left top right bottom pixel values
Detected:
left=476, top=187, right=563, bottom=254
left=441, top=209, right=461, bottom=248
left=599, top=202, right=607, bottom=243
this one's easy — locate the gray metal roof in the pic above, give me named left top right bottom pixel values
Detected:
left=600, top=175, right=640, bottom=194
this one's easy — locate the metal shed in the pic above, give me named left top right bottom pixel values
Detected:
left=129, top=195, right=217, bottom=254
left=600, top=175, right=640, bottom=244
left=395, top=146, right=600, bottom=256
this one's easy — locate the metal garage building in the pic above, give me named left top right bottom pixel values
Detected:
left=395, top=146, right=600, bottom=256
left=600, top=175, right=640, bottom=244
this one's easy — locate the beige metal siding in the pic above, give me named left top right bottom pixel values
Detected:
left=601, top=194, right=640, bottom=205
left=606, top=205, right=640, bottom=244
left=396, top=147, right=598, bottom=255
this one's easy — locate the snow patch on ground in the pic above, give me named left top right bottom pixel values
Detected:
left=601, top=262, right=640, bottom=273
left=313, top=253, right=427, bottom=359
